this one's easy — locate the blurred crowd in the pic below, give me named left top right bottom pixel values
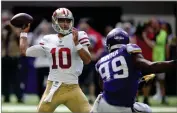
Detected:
left=1, top=10, right=177, bottom=106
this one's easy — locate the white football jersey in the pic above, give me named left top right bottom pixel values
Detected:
left=39, top=31, right=90, bottom=84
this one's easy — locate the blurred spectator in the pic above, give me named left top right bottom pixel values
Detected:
left=143, top=18, right=168, bottom=104
left=115, top=22, right=123, bottom=29
left=121, top=21, right=136, bottom=43
left=116, top=20, right=136, bottom=37
left=104, top=25, right=113, bottom=37
left=77, top=18, right=104, bottom=103
left=31, top=20, right=50, bottom=99
left=161, top=21, right=175, bottom=60
left=130, top=22, right=155, bottom=105
left=161, top=22, right=177, bottom=96
left=2, top=10, right=24, bottom=103
left=164, top=23, right=177, bottom=60
left=101, top=25, right=113, bottom=56
left=129, top=22, right=143, bottom=44
left=141, top=22, right=155, bottom=61
left=2, top=10, right=13, bottom=27
left=122, top=22, right=132, bottom=35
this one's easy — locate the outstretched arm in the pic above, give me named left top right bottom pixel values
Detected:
left=132, top=53, right=176, bottom=74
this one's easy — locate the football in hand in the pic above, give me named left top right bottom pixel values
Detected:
left=10, top=13, right=33, bottom=29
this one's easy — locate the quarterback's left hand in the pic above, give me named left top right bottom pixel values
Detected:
left=72, top=27, right=79, bottom=45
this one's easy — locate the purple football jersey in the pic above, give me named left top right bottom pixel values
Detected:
left=95, top=44, right=142, bottom=107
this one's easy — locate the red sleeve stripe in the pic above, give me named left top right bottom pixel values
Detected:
left=80, top=41, right=89, bottom=45
left=79, top=37, right=89, bottom=42
left=39, top=43, right=44, bottom=45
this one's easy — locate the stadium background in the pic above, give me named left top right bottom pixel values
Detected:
left=1, top=1, right=177, bottom=112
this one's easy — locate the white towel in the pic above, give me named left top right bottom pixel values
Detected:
left=44, top=81, right=62, bottom=102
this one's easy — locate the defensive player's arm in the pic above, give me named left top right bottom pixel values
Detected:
left=74, top=30, right=91, bottom=64
left=19, top=24, right=46, bottom=57
left=127, top=43, right=176, bottom=75
left=132, top=53, right=176, bottom=74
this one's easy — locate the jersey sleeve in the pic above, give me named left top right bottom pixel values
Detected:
left=78, top=31, right=90, bottom=46
left=126, top=44, right=142, bottom=54
left=38, top=35, right=49, bottom=45
left=26, top=45, right=46, bottom=57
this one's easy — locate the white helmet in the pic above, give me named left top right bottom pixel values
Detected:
left=52, top=8, right=74, bottom=35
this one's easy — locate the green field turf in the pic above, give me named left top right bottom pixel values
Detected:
left=2, top=94, right=177, bottom=112
left=2, top=94, right=177, bottom=106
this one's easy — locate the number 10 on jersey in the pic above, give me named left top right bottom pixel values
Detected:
left=51, top=48, right=71, bottom=69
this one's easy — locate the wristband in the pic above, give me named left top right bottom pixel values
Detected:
left=20, top=32, right=28, bottom=38
left=76, top=43, right=83, bottom=51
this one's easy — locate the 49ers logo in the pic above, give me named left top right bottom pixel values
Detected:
left=61, top=8, right=69, bottom=16
left=53, top=8, right=70, bottom=17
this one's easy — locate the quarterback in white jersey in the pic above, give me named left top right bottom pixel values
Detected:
left=37, top=31, right=90, bottom=84
left=19, top=8, right=92, bottom=113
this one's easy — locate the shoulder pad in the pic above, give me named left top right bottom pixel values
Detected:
left=127, top=44, right=142, bottom=53
left=39, top=34, right=56, bottom=45
left=39, top=35, right=49, bottom=45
